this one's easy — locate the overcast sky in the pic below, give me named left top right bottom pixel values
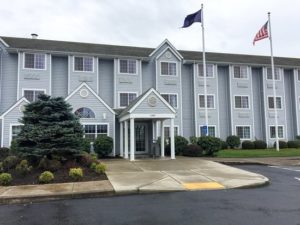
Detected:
left=0, top=0, right=299, bottom=57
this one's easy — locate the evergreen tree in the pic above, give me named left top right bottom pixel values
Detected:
left=16, top=94, right=84, bottom=159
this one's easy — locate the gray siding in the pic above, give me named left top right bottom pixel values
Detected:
left=99, top=59, right=114, bottom=107
left=52, top=56, right=68, bottom=97
left=142, top=60, right=155, bottom=92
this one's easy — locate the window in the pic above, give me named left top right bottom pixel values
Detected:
left=198, top=64, right=214, bottom=77
left=200, top=126, right=216, bottom=137
left=199, top=95, right=215, bottom=108
left=119, top=59, right=137, bottom=74
left=75, top=108, right=95, bottom=118
left=236, top=126, right=251, bottom=139
left=268, top=96, right=282, bottom=109
left=74, top=56, right=93, bottom=72
left=164, top=126, right=179, bottom=139
left=298, top=69, right=300, bottom=81
left=235, top=96, right=249, bottom=109
left=83, top=124, right=108, bottom=141
left=267, top=68, right=280, bottom=80
left=161, top=62, right=177, bottom=76
left=11, top=125, right=23, bottom=141
left=24, top=53, right=45, bottom=69
left=24, top=90, right=45, bottom=102
left=119, top=93, right=137, bottom=107
left=161, top=94, right=178, bottom=108
left=270, top=126, right=284, bottom=138
left=233, top=66, right=248, bottom=79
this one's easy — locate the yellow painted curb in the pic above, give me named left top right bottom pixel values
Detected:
left=183, top=182, right=225, bottom=190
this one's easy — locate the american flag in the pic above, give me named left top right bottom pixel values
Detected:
left=253, top=21, right=269, bottom=45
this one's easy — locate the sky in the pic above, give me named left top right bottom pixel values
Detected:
left=0, top=0, right=299, bottom=58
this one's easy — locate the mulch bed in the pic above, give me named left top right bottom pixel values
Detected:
left=6, top=162, right=107, bottom=186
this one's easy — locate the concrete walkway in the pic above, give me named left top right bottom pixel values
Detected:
left=0, top=157, right=269, bottom=204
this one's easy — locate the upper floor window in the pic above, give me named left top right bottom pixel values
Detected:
left=161, top=62, right=177, bottom=76
left=236, top=126, right=251, bottom=139
left=199, top=95, right=215, bottom=109
left=74, top=56, right=93, bottom=72
left=233, top=66, right=248, bottom=79
left=270, top=126, right=284, bottom=139
left=161, top=94, right=178, bottom=108
left=198, top=64, right=214, bottom=77
left=24, top=53, right=45, bottom=69
left=119, top=92, right=137, bottom=107
left=119, top=59, right=137, bottom=74
left=235, top=96, right=249, bottom=109
left=200, top=126, right=216, bottom=137
left=267, top=68, right=280, bottom=80
left=24, top=90, right=45, bottom=102
left=268, top=96, right=282, bottom=109
left=75, top=107, right=95, bottom=118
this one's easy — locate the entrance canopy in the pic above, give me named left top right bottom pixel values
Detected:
left=118, top=88, right=176, bottom=161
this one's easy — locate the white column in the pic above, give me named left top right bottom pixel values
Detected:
left=120, top=122, right=124, bottom=157
left=160, top=120, right=165, bottom=157
left=124, top=120, right=129, bottom=159
left=130, top=118, right=135, bottom=161
left=170, top=118, right=175, bottom=159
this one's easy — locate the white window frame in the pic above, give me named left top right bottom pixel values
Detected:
left=9, top=123, right=23, bottom=147
left=198, top=94, right=215, bottom=109
left=118, top=91, right=138, bottom=108
left=234, top=95, right=250, bottom=109
left=160, top=93, right=178, bottom=109
left=235, top=125, right=251, bottom=140
left=22, top=88, right=46, bottom=102
left=233, top=65, right=248, bottom=79
left=198, top=64, right=215, bottom=78
left=73, top=56, right=94, bottom=73
left=269, top=125, right=284, bottom=139
left=163, top=125, right=180, bottom=137
left=160, top=61, right=178, bottom=76
left=23, top=53, right=46, bottom=70
left=118, top=59, right=138, bottom=75
left=81, top=123, right=110, bottom=140
left=266, top=67, right=281, bottom=81
left=267, top=95, right=283, bottom=110
left=199, top=125, right=217, bottom=137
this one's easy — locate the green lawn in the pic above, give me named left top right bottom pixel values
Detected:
left=216, top=148, right=300, bottom=158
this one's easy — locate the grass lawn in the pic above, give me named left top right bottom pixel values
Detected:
left=216, top=148, right=300, bottom=158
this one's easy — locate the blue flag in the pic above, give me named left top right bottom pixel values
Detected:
left=182, top=9, right=202, bottom=28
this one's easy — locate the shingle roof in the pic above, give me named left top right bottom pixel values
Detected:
left=1, top=36, right=300, bottom=66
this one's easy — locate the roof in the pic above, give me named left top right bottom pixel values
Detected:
left=1, top=36, right=300, bottom=66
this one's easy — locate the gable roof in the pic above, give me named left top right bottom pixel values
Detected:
left=0, top=97, right=30, bottom=119
left=65, top=83, right=115, bottom=115
left=149, top=39, right=183, bottom=60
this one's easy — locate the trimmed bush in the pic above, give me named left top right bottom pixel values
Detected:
left=226, top=135, right=240, bottom=149
left=273, top=140, right=288, bottom=149
left=220, top=140, right=228, bottom=150
left=0, top=173, right=12, bottom=186
left=0, top=162, right=3, bottom=173
left=90, top=162, right=97, bottom=170
left=287, top=140, right=300, bottom=148
left=242, top=141, right=255, bottom=149
left=182, top=144, right=203, bottom=157
left=15, top=160, right=32, bottom=176
left=0, top=147, right=9, bottom=160
left=81, top=138, right=91, bottom=153
left=295, top=135, right=300, bottom=140
left=197, top=136, right=222, bottom=156
left=94, top=136, right=113, bottom=158
left=38, top=157, right=62, bottom=172
left=2, top=156, right=19, bottom=170
left=189, top=136, right=198, bottom=145
left=80, top=153, right=97, bottom=167
left=39, top=171, right=54, bottom=184
left=174, top=136, right=188, bottom=155
left=95, top=163, right=106, bottom=174
left=253, top=140, right=267, bottom=149
left=69, top=168, right=83, bottom=181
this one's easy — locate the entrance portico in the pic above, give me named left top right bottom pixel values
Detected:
left=118, top=88, right=176, bottom=161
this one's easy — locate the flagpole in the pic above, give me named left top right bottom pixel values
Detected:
left=268, top=12, right=279, bottom=151
left=201, top=3, right=208, bottom=136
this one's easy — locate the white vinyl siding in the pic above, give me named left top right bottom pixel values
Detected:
left=235, top=96, right=249, bottom=109
left=74, top=56, right=93, bottom=72
left=119, top=59, right=137, bottom=74
left=161, top=94, right=178, bottom=108
left=161, top=62, right=177, bottom=76
left=236, top=126, right=251, bottom=139
left=198, top=64, right=214, bottom=77
left=233, top=66, right=248, bottom=79
left=24, top=53, right=46, bottom=69
left=199, top=95, right=215, bottom=109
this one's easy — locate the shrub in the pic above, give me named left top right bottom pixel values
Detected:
left=15, top=160, right=32, bottom=176
left=287, top=140, right=300, bottom=148
left=95, top=163, right=106, bottom=174
left=253, top=140, right=267, bottom=149
left=189, top=136, right=198, bottom=145
left=81, top=138, right=91, bottom=153
left=226, top=135, right=241, bottom=149
left=80, top=153, right=97, bottom=167
left=182, top=144, right=203, bottom=157
left=295, top=135, right=300, bottom=140
left=90, top=162, right=97, bottom=170
left=174, top=136, right=188, bottom=155
left=273, top=140, right=288, bottom=149
left=0, top=173, right=12, bottom=186
left=69, top=168, right=83, bottom=181
left=2, top=156, right=19, bottom=170
left=10, top=140, right=17, bottom=155
left=38, top=157, right=62, bottom=172
left=0, top=162, right=3, bottom=173
left=197, top=136, right=222, bottom=156
left=94, top=136, right=113, bottom=157
left=39, top=171, right=54, bottom=184
left=0, top=147, right=9, bottom=160
left=242, top=141, right=255, bottom=149
left=220, top=140, right=228, bottom=149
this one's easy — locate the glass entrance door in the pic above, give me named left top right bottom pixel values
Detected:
left=135, top=123, right=148, bottom=153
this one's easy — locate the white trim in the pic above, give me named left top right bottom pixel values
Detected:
left=267, top=95, right=283, bottom=110
left=193, top=63, right=198, bottom=137
left=266, top=67, right=281, bottom=81
left=9, top=123, right=23, bottom=147
left=17, top=52, right=20, bottom=99
left=113, top=114, right=116, bottom=156
left=65, top=82, right=116, bottom=114
left=139, top=60, right=142, bottom=95
left=149, top=39, right=183, bottom=59
left=263, top=67, right=268, bottom=142
left=1, top=118, right=4, bottom=147
left=233, top=95, right=251, bottom=110
left=229, top=65, right=233, bottom=135
left=68, top=55, right=71, bottom=94
left=113, top=59, right=117, bottom=108
left=0, top=97, right=30, bottom=119
left=119, top=113, right=176, bottom=122
left=160, top=93, right=179, bottom=109
left=250, top=67, right=255, bottom=140
left=179, top=60, right=183, bottom=136
left=73, top=56, right=95, bottom=73
left=118, top=59, right=138, bottom=75
left=198, top=94, right=216, bottom=109
left=81, top=122, right=110, bottom=137
left=197, top=63, right=215, bottom=78
left=199, top=125, right=217, bottom=137
left=96, top=57, right=99, bottom=94
left=269, top=125, right=285, bottom=139
left=282, top=71, right=288, bottom=140
left=117, top=91, right=138, bottom=108
left=159, top=61, right=178, bottom=77
left=23, top=52, right=47, bottom=71
left=0, top=38, right=9, bottom=47
left=216, top=65, right=221, bottom=138
left=155, top=59, right=158, bottom=90
left=296, top=70, right=300, bottom=134
left=235, top=125, right=252, bottom=140
left=49, top=54, right=52, bottom=95
left=232, top=65, right=249, bottom=80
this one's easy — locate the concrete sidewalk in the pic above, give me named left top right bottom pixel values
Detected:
left=0, top=157, right=269, bottom=204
